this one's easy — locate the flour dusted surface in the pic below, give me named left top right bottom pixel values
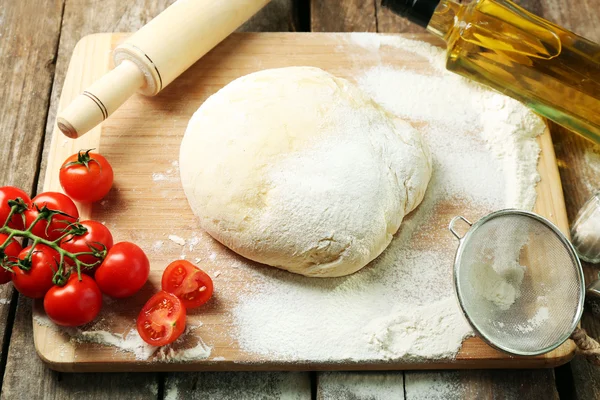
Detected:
left=179, top=66, right=432, bottom=277
left=231, top=34, right=544, bottom=362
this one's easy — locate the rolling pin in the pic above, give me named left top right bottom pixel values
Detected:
left=57, top=0, right=271, bottom=138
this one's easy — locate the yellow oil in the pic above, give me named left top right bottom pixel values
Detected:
left=427, top=0, right=600, bottom=144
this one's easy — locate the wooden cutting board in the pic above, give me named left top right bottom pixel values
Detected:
left=36, top=32, right=573, bottom=372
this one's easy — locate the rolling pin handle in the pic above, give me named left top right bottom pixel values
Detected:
left=57, top=60, right=146, bottom=138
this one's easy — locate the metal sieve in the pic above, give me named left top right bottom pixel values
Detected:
left=449, top=209, right=585, bottom=356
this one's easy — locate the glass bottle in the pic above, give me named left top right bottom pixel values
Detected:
left=383, top=0, right=600, bottom=144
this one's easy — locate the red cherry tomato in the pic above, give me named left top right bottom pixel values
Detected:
left=0, top=234, right=22, bottom=284
left=137, top=291, right=186, bottom=346
left=25, top=192, right=79, bottom=241
left=44, top=274, right=102, bottom=327
left=161, top=260, right=214, bottom=309
left=0, top=186, right=31, bottom=230
left=12, top=244, right=60, bottom=298
left=59, top=150, right=114, bottom=203
left=60, top=220, right=113, bottom=274
left=94, top=242, right=149, bottom=298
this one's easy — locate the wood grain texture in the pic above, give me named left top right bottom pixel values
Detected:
left=3, top=0, right=174, bottom=398
left=375, top=0, right=427, bottom=34
left=405, top=370, right=559, bottom=399
left=0, top=0, right=64, bottom=391
left=1, top=297, right=160, bottom=400
left=36, top=32, right=571, bottom=372
left=164, top=372, right=311, bottom=399
left=310, top=0, right=376, bottom=32
left=317, top=372, right=404, bottom=399
left=513, top=0, right=600, bottom=398
left=307, top=0, right=582, bottom=398
left=240, top=0, right=299, bottom=32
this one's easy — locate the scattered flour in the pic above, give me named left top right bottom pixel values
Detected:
left=208, top=252, right=217, bottom=261
left=168, top=234, right=186, bottom=246
left=367, top=298, right=472, bottom=359
left=474, top=259, right=526, bottom=311
left=318, top=372, right=403, bottom=399
left=231, top=34, right=543, bottom=362
left=515, top=306, right=550, bottom=333
left=156, top=339, right=211, bottom=362
left=152, top=173, right=168, bottom=182
left=152, top=240, right=164, bottom=252
left=188, top=236, right=200, bottom=251
left=153, top=161, right=180, bottom=183
left=34, top=309, right=211, bottom=362
left=0, top=298, right=10, bottom=305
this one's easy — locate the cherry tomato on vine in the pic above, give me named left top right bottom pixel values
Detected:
left=12, top=244, right=60, bottom=298
left=25, top=192, right=79, bottom=241
left=161, top=260, right=214, bottom=309
left=44, top=274, right=102, bottom=327
left=0, top=234, right=22, bottom=284
left=94, top=242, right=149, bottom=298
left=137, top=291, right=186, bottom=346
left=60, top=220, right=113, bottom=274
left=0, top=186, right=31, bottom=230
left=59, top=150, right=114, bottom=203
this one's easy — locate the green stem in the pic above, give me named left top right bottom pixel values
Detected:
left=0, top=225, right=107, bottom=286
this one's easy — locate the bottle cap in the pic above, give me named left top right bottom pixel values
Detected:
left=381, top=0, right=441, bottom=28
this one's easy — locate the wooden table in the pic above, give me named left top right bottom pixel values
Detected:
left=0, top=0, right=598, bottom=398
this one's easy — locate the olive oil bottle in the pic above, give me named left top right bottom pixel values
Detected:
left=383, top=0, right=600, bottom=144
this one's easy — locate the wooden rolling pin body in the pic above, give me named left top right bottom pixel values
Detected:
left=58, top=0, right=270, bottom=138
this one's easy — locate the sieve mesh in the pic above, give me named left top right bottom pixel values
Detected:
left=454, top=211, right=584, bottom=355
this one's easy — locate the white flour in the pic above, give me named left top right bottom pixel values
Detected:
left=366, top=298, right=472, bottom=359
left=231, top=34, right=544, bottom=361
left=168, top=234, right=186, bottom=246
left=478, top=260, right=525, bottom=310
left=53, top=35, right=544, bottom=363
left=34, top=309, right=211, bottom=362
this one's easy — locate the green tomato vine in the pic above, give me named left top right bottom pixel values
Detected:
left=0, top=198, right=107, bottom=285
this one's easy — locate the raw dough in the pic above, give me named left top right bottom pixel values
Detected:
left=179, top=67, right=431, bottom=277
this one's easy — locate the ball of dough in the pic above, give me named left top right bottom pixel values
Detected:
left=180, top=67, right=431, bottom=277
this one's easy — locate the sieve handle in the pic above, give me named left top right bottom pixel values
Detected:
left=449, top=216, right=472, bottom=240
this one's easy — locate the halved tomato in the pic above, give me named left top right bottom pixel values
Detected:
left=161, top=260, right=214, bottom=309
left=136, top=291, right=186, bottom=346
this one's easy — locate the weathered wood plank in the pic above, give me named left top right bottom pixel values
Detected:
left=523, top=0, right=600, bottom=398
left=310, top=1, right=572, bottom=399
left=317, top=372, right=404, bottom=400
left=1, top=296, right=159, bottom=399
left=165, top=372, right=311, bottom=399
left=3, top=0, right=175, bottom=398
left=240, top=0, right=300, bottom=32
left=375, top=0, right=426, bottom=34
left=310, top=0, right=376, bottom=32
left=0, top=0, right=64, bottom=386
left=163, top=3, right=313, bottom=398
left=405, top=370, right=559, bottom=399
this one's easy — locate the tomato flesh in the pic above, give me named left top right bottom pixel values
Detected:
left=137, top=291, right=186, bottom=346
left=161, top=260, right=213, bottom=309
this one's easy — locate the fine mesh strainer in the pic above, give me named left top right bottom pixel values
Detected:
left=449, top=209, right=585, bottom=356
